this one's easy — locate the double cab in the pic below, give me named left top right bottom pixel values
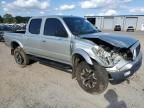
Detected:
left=4, top=16, right=142, bottom=94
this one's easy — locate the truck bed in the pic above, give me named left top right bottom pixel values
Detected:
left=4, top=30, right=26, bottom=47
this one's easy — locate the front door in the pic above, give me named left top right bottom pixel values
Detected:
left=40, top=18, right=71, bottom=63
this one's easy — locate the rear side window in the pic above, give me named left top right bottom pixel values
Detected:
left=29, top=19, right=42, bottom=34
left=44, top=18, right=68, bottom=37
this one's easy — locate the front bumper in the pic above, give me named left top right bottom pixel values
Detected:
left=106, top=51, right=142, bottom=82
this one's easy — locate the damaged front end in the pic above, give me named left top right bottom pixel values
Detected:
left=84, top=37, right=142, bottom=81
left=86, top=38, right=135, bottom=67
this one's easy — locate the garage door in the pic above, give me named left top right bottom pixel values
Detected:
left=104, top=17, right=114, bottom=30
left=114, top=17, right=124, bottom=30
left=125, top=17, right=138, bottom=30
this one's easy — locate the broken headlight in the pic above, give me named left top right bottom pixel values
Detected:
left=92, top=46, right=121, bottom=67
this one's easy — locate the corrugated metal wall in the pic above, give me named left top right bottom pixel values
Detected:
left=95, top=17, right=102, bottom=29
left=85, top=15, right=144, bottom=31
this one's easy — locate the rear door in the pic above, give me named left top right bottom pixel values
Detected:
left=24, top=18, right=42, bottom=55
left=40, top=18, right=71, bottom=63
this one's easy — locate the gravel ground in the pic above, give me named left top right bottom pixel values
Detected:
left=0, top=31, right=144, bottom=108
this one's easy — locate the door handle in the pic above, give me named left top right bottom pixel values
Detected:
left=56, top=38, right=63, bottom=40
left=58, top=38, right=62, bottom=40
left=42, top=40, right=46, bottom=42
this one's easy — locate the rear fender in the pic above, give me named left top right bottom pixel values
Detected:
left=11, top=40, right=23, bottom=48
left=11, top=40, right=23, bottom=55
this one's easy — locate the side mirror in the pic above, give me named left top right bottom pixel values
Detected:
left=95, top=27, right=101, bottom=32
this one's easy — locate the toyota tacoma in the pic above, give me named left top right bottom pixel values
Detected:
left=4, top=16, right=142, bottom=94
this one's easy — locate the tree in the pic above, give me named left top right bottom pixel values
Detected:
left=0, top=16, right=3, bottom=23
left=22, top=17, right=31, bottom=23
left=3, top=14, right=16, bottom=23
left=15, top=16, right=23, bottom=23
left=15, top=16, right=31, bottom=23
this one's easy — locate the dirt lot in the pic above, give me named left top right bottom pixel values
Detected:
left=0, top=31, right=144, bottom=108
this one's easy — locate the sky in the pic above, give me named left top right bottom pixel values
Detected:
left=0, top=0, right=144, bottom=17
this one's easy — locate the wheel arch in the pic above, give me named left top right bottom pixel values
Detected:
left=72, top=49, right=93, bottom=78
left=11, top=40, right=23, bottom=55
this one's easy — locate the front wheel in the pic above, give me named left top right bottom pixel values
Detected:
left=76, top=61, right=108, bottom=94
left=14, top=47, right=30, bottom=67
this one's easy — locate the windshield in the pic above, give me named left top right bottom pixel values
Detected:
left=63, top=17, right=99, bottom=35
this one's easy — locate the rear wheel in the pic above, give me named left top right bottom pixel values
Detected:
left=14, top=47, right=29, bottom=67
left=76, top=61, right=108, bottom=94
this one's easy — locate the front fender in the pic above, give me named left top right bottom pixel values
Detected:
left=72, top=49, right=93, bottom=65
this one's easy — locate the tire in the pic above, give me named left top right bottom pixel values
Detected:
left=76, top=61, right=108, bottom=94
left=14, top=47, right=30, bottom=67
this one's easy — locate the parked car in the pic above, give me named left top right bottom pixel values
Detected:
left=0, top=31, right=4, bottom=42
left=114, top=25, right=121, bottom=31
left=0, top=25, right=13, bottom=42
left=127, top=26, right=134, bottom=32
left=4, top=16, right=142, bottom=94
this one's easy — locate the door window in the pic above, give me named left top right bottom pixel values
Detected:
left=29, top=19, right=42, bottom=34
left=44, top=18, right=68, bottom=37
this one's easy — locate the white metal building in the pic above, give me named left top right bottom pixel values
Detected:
left=85, top=15, right=144, bottom=31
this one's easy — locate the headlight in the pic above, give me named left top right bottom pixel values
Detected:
left=92, top=46, right=121, bottom=67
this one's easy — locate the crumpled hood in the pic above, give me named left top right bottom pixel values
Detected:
left=80, top=32, right=138, bottom=48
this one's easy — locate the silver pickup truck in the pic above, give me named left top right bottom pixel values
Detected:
left=4, top=16, right=142, bottom=94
